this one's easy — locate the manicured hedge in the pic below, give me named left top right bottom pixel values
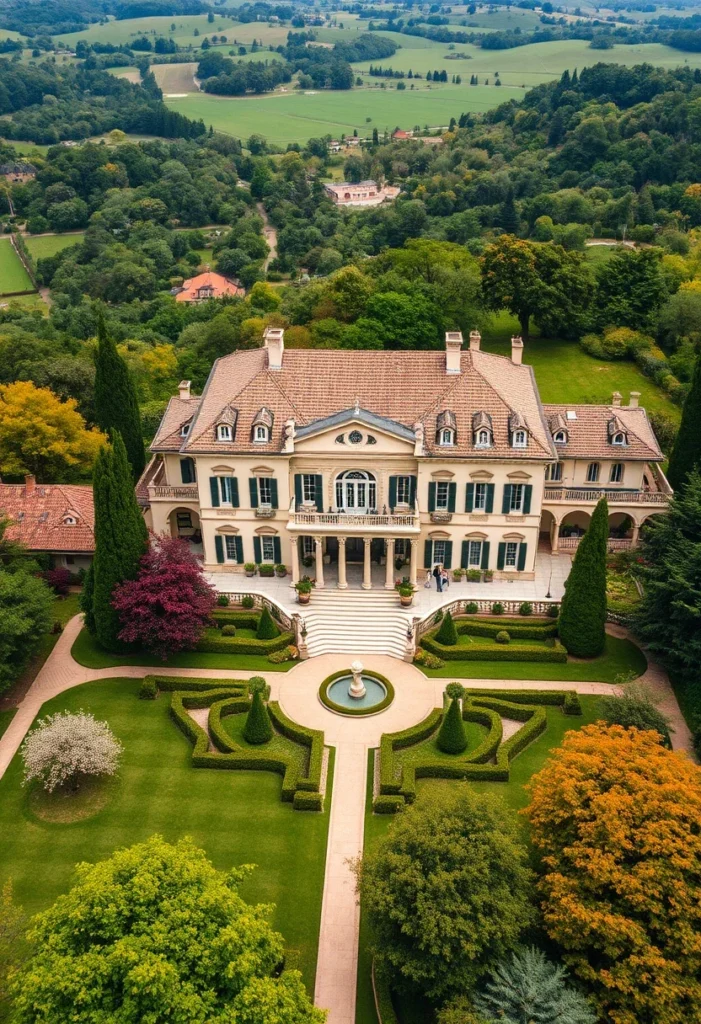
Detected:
left=421, top=634, right=568, bottom=663
left=564, top=691, right=583, bottom=715
left=269, top=702, right=324, bottom=794
left=292, top=791, right=323, bottom=811
left=373, top=795, right=405, bottom=814
left=196, top=629, right=294, bottom=655
left=210, top=611, right=260, bottom=629
left=456, top=617, right=559, bottom=640
left=373, top=962, right=400, bottom=1024
left=319, top=670, right=395, bottom=716
left=148, top=674, right=249, bottom=695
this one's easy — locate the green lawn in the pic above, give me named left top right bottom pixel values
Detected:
left=0, top=709, right=16, bottom=740
left=56, top=14, right=246, bottom=49
left=355, top=696, right=604, bottom=1024
left=418, top=633, right=647, bottom=682
left=0, top=238, right=34, bottom=295
left=71, top=626, right=294, bottom=672
left=24, top=233, right=85, bottom=260
left=1, top=139, right=50, bottom=157
left=0, top=677, right=332, bottom=991
left=482, top=311, right=680, bottom=421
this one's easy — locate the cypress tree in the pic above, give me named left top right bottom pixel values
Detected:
left=91, top=432, right=148, bottom=652
left=500, top=187, right=520, bottom=234
left=94, top=311, right=146, bottom=480
left=667, top=356, right=701, bottom=491
left=256, top=604, right=280, bottom=640
left=558, top=497, right=608, bottom=657
left=80, top=562, right=95, bottom=635
left=243, top=690, right=273, bottom=745
left=437, top=696, right=468, bottom=754
left=435, top=609, right=458, bottom=646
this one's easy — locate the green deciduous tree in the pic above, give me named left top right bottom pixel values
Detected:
left=90, top=431, right=148, bottom=652
left=356, top=787, right=533, bottom=1002
left=595, top=248, right=667, bottom=332
left=558, top=497, right=608, bottom=657
left=667, top=356, right=701, bottom=491
left=437, top=696, right=468, bottom=754
left=94, top=312, right=145, bottom=480
left=243, top=690, right=273, bottom=745
left=10, top=835, right=323, bottom=1024
left=256, top=604, right=280, bottom=640
left=0, top=881, right=26, bottom=1019
left=0, top=568, right=53, bottom=694
left=435, top=609, right=457, bottom=645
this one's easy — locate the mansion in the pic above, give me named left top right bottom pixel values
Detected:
left=138, top=328, right=671, bottom=590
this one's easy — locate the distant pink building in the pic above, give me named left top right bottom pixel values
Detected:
left=323, top=180, right=400, bottom=207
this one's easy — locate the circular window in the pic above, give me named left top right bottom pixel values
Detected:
left=348, top=430, right=363, bottom=444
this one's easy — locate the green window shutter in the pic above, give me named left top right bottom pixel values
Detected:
left=461, top=540, right=469, bottom=569
left=270, top=478, right=279, bottom=509
left=273, top=536, right=281, bottom=563
left=388, top=476, right=397, bottom=509
left=215, top=535, right=224, bottom=564
left=486, top=483, right=495, bottom=513
left=294, top=474, right=303, bottom=505
left=409, top=475, right=417, bottom=507
left=249, top=478, right=258, bottom=509
left=428, top=482, right=436, bottom=513
left=230, top=477, right=239, bottom=508
left=448, top=482, right=456, bottom=513
left=502, top=485, right=512, bottom=514
left=517, top=543, right=527, bottom=571
left=481, top=541, right=490, bottom=570
left=234, top=536, right=243, bottom=563
left=497, top=542, right=506, bottom=570
left=180, top=458, right=194, bottom=484
left=465, top=483, right=474, bottom=513
left=424, top=540, right=433, bottom=568
left=315, top=474, right=324, bottom=512
left=444, top=541, right=453, bottom=569
left=523, top=484, right=532, bottom=514
left=210, top=477, right=220, bottom=508
left=253, top=537, right=262, bottom=563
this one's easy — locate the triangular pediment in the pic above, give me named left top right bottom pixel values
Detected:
left=295, top=407, right=416, bottom=443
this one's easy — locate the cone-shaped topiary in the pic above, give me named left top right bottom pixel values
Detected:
left=437, top=696, right=468, bottom=754
left=558, top=496, right=608, bottom=657
left=435, top=609, right=458, bottom=646
left=243, top=690, right=273, bottom=745
left=667, top=355, right=701, bottom=491
left=256, top=604, right=280, bottom=640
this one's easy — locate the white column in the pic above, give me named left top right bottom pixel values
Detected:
left=551, top=519, right=560, bottom=553
left=290, top=535, right=300, bottom=587
left=409, top=537, right=419, bottom=589
left=362, top=536, right=372, bottom=590
left=314, top=535, right=325, bottom=589
left=384, top=538, right=395, bottom=589
left=631, top=523, right=640, bottom=548
left=337, top=537, right=347, bottom=589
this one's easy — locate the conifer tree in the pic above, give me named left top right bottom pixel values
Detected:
left=667, top=356, right=701, bottom=491
left=500, top=187, right=519, bottom=234
left=558, top=497, right=608, bottom=657
left=243, top=690, right=273, bottom=744
left=91, top=432, right=148, bottom=652
left=94, top=311, right=145, bottom=480
left=436, top=609, right=458, bottom=645
left=437, top=696, right=468, bottom=754
left=256, top=604, right=280, bottom=640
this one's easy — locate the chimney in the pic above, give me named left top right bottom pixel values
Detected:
left=469, top=330, right=481, bottom=352
left=511, top=335, right=524, bottom=365
left=264, top=327, right=284, bottom=371
left=25, top=474, right=36, bottom=495
left=445, top=331, right=463, bottom=374
left=628, top=391, right=640, bottom=409
left=178, top=380, right=191, bottom=401
left=612, top=391, right=622, bottom=407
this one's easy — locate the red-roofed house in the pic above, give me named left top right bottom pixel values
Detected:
left=391, top=129, right=412, bottom=141
left=0, top=476, right=95, bottom=572
left=174, top=271, right=245, bottom=304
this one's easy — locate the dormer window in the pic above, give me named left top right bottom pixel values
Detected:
left=476, top=429, right=491, bottom=447
left=553, top=430, right=567, bottom=444
left=252, top=407, right=273, bottom=444
left=508, top=411, right=528, bottom=449
left=512, top=430, right=527, bottom=449
left=436, top=409, right=457, bottom=447
left=608, top=415, right=628, bottom=447
left=181, top=421, right=191, bottom=437
left=217, top=424, right=232, bottom=442
left=254, top=425, right=269, bottom=443
left=63, top=515, right=77, bottom=525
left=472, top=410, right=493, bottom=449
left=612, top=432, right=626, bottom=446
left=439, top=428, right=455, bottom=446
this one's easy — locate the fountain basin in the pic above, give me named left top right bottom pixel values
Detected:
left=319, top=670, right=395, bottom=717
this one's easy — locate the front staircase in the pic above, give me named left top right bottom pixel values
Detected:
left=300, top=587, right=414, bottom=658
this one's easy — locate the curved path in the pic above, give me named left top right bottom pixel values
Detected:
left=0, top=616, right=693, bottom=1024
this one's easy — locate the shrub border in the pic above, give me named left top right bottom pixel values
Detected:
left=421, top=631, right=568, bottom=663
left=319, top=670, right=395, bottom=717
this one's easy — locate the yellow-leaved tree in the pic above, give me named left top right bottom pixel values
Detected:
left=525, top=723, right=701, bottom=1024
left=0, top=381, right=106, bottom=482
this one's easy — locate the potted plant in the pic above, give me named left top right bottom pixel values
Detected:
left=302, top=555, right=313, bottom=569
left=395, top=555, right=406, bottom=571
left=295, top=579, right=313, bottom=604
left=275, top=563, right=287, bottom=578
left=466, top=569, right=482, bottom=583
left=484, top=569, right=494, bottom=583
left=397, top=583, right=414, bottom=607
left=244, top=563, right=256, bottom=578
left=259, top=563, right=275, bottom=578
left=452, top=567, right=464, bottom=582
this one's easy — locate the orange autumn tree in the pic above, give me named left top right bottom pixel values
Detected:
left=525, top=724, right=701, bottom=1024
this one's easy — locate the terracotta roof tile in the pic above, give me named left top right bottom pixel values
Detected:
left=543, top=403, right=662, bottom=461
left=0, top=483, right=94, bottom=553
left=175, top=272, right=245, bottom=303
left=151, top=395, right=202, bottom=451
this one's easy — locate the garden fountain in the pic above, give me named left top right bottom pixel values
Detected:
left=349, top=659, right=367, bottom=699
left=320, top=662, right=394, bottom=716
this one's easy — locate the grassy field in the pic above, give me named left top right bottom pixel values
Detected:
left=57, top=14, right=244, bottom=49
left=0, top=677, right=333, bottom=991
left=0, top=238, right=34, bottom=295
left=24, top=233, right=85, bottom=260
left=1, top=139, right=50, bottom=157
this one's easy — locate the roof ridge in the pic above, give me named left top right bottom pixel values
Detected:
left=467, top=351, right=553, bottom=458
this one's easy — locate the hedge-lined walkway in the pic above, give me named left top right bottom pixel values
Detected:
left=0, top=616, right=693, bottom=1024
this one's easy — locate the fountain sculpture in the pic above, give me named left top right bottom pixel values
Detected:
left=349, top=660, right=367, bottom=699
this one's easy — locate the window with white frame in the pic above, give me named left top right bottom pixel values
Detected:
left=439, top=428, right=455, bottom=446
left=509, top=484, right=524, bottom=513
left=219, top=477, right=234, bottom=505
left=512, top=430, right=527, bottom=449
left=396, top=475, right=412, bottom=504
left=261, top=536, right=276, bottom=562
left=254, top=425, right=268, bottom=443
left=545, top=463, right=563, bottom=482
left=553, top=430, right=567, bottom=444
left=610, top=462, right=624, bottom=483
left=474, top=483, right=488, bottom=511
left=224, top=536, right=239, bottom=562
left=302, top=474, right=317, bottom=503
left=466, top=539, right=483, bottom=567
left=395, top=539, right=409, bottom=558
left=302, top=536, right=314, bottom=557
left=432, top=539, right=446, bottom=565
left=612, top=432, right=626, bottom=446
left=586, top=462, right=600, bottom=483
left=435, top=481, right=450, bottom=510
left=475, top=429, right=491, bottom=447
left=181, top=422, right=190, bottom=437
left=258, top=477, right=273, bottom=505
left=504, top=541, right=519, bottom=568
left=217, top=424, right=232, bottom=442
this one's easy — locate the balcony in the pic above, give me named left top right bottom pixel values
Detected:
left=544, top=487, right=669, bottom=506
left=288, top=499, right=420, bottom=534
left=148, top=484, right=199, bottom=501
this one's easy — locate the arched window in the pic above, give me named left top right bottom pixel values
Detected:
left=63, top=515, right=77, bottom=525
left=254, top=424, right=269, bottom=443
left=181, top=421, right=191, bottom=437
left=475, top=429, right=491, bottom=448
left=217, top=424, right=232, bottom=442
left=612, top=431, right=626, bottom=446
left=439, top=428, right=455, bottom=447
left=335, top=470, right=377, bottom=514
left=512, top=430, right=527, bottom=449
left=553, top=430, right=567, bottom=444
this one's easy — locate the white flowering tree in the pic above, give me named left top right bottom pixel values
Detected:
left=20, top=711, right=123, bottom=793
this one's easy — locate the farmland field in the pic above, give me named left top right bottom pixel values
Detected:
left=56, top=14, right=286, bottom=50
left=0, top=238, right=34, bottom=295
left=24, top=233, right=85, bottom=260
